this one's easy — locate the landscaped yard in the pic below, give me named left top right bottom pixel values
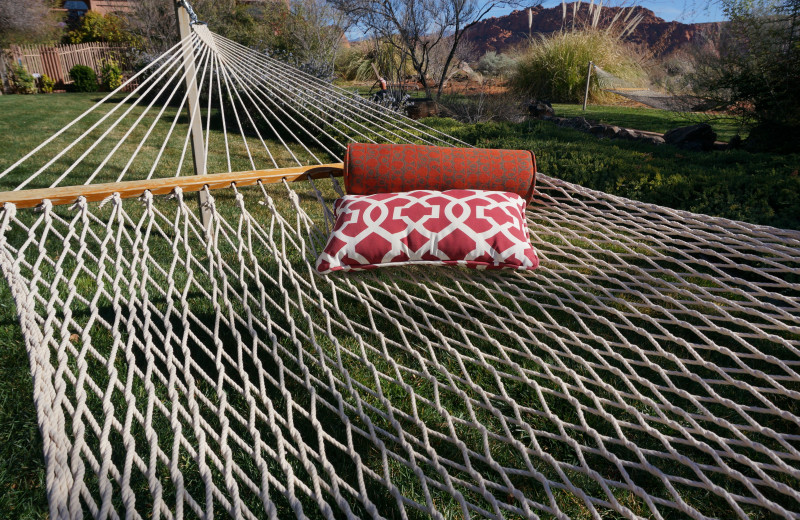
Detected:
left=0, top=92, right=798, bottom=519
left=552, top=103, right=745, bottom=142
left=422, top=114, right=799, bottom=230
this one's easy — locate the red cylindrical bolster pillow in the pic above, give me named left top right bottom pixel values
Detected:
left=344, top=144, right=537, bottom=202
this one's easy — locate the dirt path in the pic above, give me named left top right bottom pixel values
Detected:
left=605, top=89, right=708, bottom=111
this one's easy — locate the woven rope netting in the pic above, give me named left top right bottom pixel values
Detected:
left=1, top=24, right=799, bottom=520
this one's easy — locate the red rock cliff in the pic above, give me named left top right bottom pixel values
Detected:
left=464, top=4, right=724, bottom=57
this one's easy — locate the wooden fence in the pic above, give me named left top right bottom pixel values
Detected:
left=2, top=42, right=133, bottom=88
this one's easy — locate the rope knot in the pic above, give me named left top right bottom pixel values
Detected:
left=2, top=203, right=16, bottom=220
left=68, top=195, right=90, bottom=212
left=169, top=186, right=184, bottom=202
left=37, top=199, right=53, bottom=213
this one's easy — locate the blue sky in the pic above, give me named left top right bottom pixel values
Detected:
left=485, top=1, right=727, bottom=24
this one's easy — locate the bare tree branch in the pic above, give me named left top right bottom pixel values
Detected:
left=0, top=0, right=61, bottom=47
left=331, top=0, right=528, bottom=99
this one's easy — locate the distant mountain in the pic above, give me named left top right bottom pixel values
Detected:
left=464, top=4, right=724, bottom=57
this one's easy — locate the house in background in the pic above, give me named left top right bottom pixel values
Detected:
left=1, top=0, right=137, bottom=91
left=62, top=0, right=133, bottom=20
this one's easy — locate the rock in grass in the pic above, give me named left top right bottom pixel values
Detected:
left=643, top=135, right=666, bottom=145
left=528, top=100, right=555, bottom=119
left=543, top=115, right=566, bottom=124
left=565, top=117, right=592, bottom=131
left=664, top=123, right=716, bottom=151
left=589, top=124, right=606, bottom=135
left=603, top=125, right=621, bottom=138
left=618, top=128, right=640, bottom=140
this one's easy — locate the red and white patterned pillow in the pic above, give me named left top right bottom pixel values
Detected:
left=315, top=189, right=539, bottom=274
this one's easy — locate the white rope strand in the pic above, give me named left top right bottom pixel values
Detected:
left=0, top=36, right=192, bottom=184
left=88, top=41, right=214, bottom=185
left=14, top=36, right=195, bottom=190
left=211, top=36, right=392, bottom=148
left=210, top=32, right=461, bottom=149
left=219, top=36, right=471, bottom=148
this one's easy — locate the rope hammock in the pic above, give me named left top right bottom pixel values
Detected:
left=0, top=20, right=799, bottom=520
left=592, top=64, right=699, bottom=111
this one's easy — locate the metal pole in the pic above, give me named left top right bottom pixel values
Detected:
left=582, top=60, right=593, bottom=111
left=0, top=53, right=8, bottom=95
left=174, top=0, right=210, bottom=229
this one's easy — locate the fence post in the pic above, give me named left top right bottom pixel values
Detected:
left=583, top=60, right=593, bottom=111
left=174, top=0, right=210, bottom=229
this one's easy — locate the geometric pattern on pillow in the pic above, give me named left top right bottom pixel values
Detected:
left=316, top=189, right=539, bottom=274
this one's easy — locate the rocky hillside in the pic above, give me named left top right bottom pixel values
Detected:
left=464, top=4, right=723, bottom=57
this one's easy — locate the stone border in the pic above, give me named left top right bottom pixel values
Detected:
left=539, top=115, right=732, bottom=151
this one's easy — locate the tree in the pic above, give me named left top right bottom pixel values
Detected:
left=0, top=0, right=62, bottom=47
left=330, top=0, right=523, bottom=99
left=123, top=0, right=255, bottom=55
left=124, top=0, right=347, bottom=79
left=284, top=0, right=349, bottom=80
left=691, top=0, right=800, bottom=152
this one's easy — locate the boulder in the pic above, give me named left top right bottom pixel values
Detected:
left=642, top=135, right=666, bottom=145
left=589, top=125, right=607, bottom=135
left=617, top=128, right=640, bottom=140
left=542, top=115, right=566, bottom=125
left=527, top=100, right=555, bottom=119
left=565, top=117, right=592, bottom=131
left=663, top=123, right=717, bottom=151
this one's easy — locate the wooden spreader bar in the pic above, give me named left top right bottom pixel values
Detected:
left=0, top=163, right=344, bottom=209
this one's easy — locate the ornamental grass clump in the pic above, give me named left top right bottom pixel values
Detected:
left=335, top=40, right=415, bottom=83
left=511, top=29, right=645, bottom=103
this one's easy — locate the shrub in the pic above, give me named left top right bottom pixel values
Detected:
left=335, top=47, right=372, bottom=81
left=690, top=0, right=799, bottom=153
left=69, top=65, right=98, bottom=92
left=39, top=74, right=55, bottom=93
left=475, top=51, right=517, bottom=78
left=66, top=11, right=137, bottom=46
left=647, top=49, right=696, bottom=94
left=334, top=40, right=415, bottom=83
left=438, top=89, right=526, bottom=124
left=11, top=65, right=36, bottom=94
left=510, top=30, right=645, bottom=103
left=100, top=59, right=123, bottom=91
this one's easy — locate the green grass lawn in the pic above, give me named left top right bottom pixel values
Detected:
left=0, top=92, right=798, bottom=519
left=552, top=103, right=744, bottom=142
left=423, top=117, right=800, bottom=230
left=0, top=92, right=338, bottom=191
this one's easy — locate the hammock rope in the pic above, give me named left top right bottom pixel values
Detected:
left=0, top=21, right=798, bottom=520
